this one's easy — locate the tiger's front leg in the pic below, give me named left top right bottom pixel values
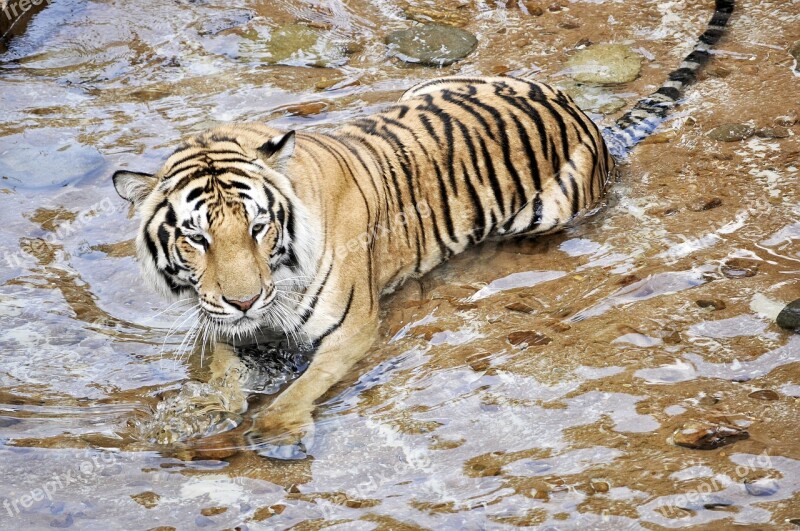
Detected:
left=246, top=288, right=379, bottom=459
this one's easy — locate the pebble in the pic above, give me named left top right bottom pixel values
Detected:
left=266, top=24, right=318, bottom=63
left=508, top=330, right=552, bottom=347
left=707, top=123, right=755, bottom=142
left=505, top=301, right=535, bottom=313
left=755, top=126, right=790, bottom=139
left=567, top=44, right=642, bottom=84
left=559, top=16, right=580, bottom=29
left=721, top=258, right=759, bottom=279
left=402, top=3, right=470, bottom=27
left=774, top=114, right=797, bottom=127
left=131, top=491, right=160, bottom=509
left=744, top=478, right=780, bottom=496
left=689, top=197, right=723, bottom=211
left=589, top=479, right=610, bottom=493
left=776, top=298, right=800, bottom=332
left=671, top=420, right=749, bottom=450
left=790, top=40, right=800, bottom=73
left=706, top=65, right=731, bottom=78
left=748, top=389, right=779, bottom=401
left=285, top=102, right=327, bottom=116
left=412, top=324, right=445, bottom=340
left=200, top=507, right=227, bottom=517
left=696, top=299, right=726, bottom=311
left=386, top=24, right=478, bottom=66
left=521, top=2, right=544, bottom=16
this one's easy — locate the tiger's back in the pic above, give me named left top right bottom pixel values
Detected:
left=327, top=76, right=613, bottom=292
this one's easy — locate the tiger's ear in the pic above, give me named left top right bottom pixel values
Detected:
left=257, top=131, right=295, bottom=169
left=113, top=170, right=157, bottom=207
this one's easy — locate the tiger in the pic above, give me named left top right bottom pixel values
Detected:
left=113, top=0, right=735, bottom=458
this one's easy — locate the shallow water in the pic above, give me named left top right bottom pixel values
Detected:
left=1, top=0, right=799, bottom=528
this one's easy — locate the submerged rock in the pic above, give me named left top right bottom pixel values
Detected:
left=790, top=40, right=800, bottom=73
left=748, top=389, right=779, bottom=400
left=721, top=258, right=759, bottom=278
left=508, top=330, right=552, bottom=347
left=266, top=24, right=318, bottom=62
left=776, top=298, right=800, bottom=332
left=567, top=44, right=642, bottom=84
left=707, top=123, right=755, bottom=142
left=401, top=3, right=470, bottom=27
left=556, top=80, right=626, bottom=114
left=671, top=420, right=749, bottom=450
left=756, top=126, right=790, bottom=139
left=744, top=478, right=780, bottom=496
left=386, top=24, right=478, bottom=66
left=261, top=24, right=346, bottom=66
left=696, top=298, right=726, bottom=311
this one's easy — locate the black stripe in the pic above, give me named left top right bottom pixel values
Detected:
left=310, top=286, right=355, bottom=350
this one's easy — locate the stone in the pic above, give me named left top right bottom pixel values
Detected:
left=200, top=507, right=227, bottom=517
left=776, top=298, right=800, bottom=332
left=721, top=258, right=759, bottom=278
left=522, top=2, right=544, bottom=16
left=264, top=24, right=346, bottom=66
left=790, top=40, right=800, bottom=73
left=131, top=491, right=160, bottom=509
left=386, top=24, right=478, bottom=66
left=755, top=126, right=790, bottom=139
left=266, top=24, right=318, bottom=62
left=567, top=44, right=642, bottom=84
left=559, top=17, right=580, bottom=29
left=748, top=389, right=779, bottom=401
left=707, top=123, right=754, bottom=142
left=689, top=197, right=723, bottom=211
left=508, top=330, right=552, bottom=347
left=285, top=102, right=327, bottom=116
left=744, top=478, right=779, bottom=496
left=671, top=420, right=748, bottom=450
left=696, top=299, right=726, bottom=311
left=774, top=114, right=797, bottom=127
left=505, top=301, right=535, bottom=313
left=402, top=4, right=470, bottom=27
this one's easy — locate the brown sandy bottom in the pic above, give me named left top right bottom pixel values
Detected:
left=0, top=0, right=798, bottom=528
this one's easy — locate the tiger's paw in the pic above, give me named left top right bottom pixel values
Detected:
left=245, top=407, right=315, bottom=460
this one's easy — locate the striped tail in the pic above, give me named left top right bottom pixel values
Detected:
left=602, top=0, right=735, bottom=159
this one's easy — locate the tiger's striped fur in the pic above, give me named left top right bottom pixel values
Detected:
left=113, top=0, right=734, bottom=457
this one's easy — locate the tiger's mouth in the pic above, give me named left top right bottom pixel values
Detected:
left=197, top=288, right=278, bottom=337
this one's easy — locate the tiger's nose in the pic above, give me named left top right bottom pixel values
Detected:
left=223, top=291, right=261, bottom=312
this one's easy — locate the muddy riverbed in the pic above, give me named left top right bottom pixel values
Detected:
left=0, top=0, right=799, bottom=529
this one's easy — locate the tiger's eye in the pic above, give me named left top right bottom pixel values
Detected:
left=187, top=233, right=206, bottom=244
left=252, top=223, right=266, bottom=235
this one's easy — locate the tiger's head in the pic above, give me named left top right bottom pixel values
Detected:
left=113, top=124, right=317, bottom=338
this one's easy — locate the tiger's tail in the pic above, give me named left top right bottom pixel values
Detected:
left=602, top=0, right=735, bottom=159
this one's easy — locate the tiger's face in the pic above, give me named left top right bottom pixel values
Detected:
left=113, top=126, right=314, bottom=337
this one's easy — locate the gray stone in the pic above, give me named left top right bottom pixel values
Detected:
left=790, top=40, right=800, bottom=73
left=386, top=24, right=477, bottom=66
left=708, top=123, right=755, bottom=142
left=566, top=44, right=642, bottom=84
left=777, top=298, right=800, bottom=332
left=744, top=478, right=780, bottom=496
left=261, top=24, right=346, bottom=66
